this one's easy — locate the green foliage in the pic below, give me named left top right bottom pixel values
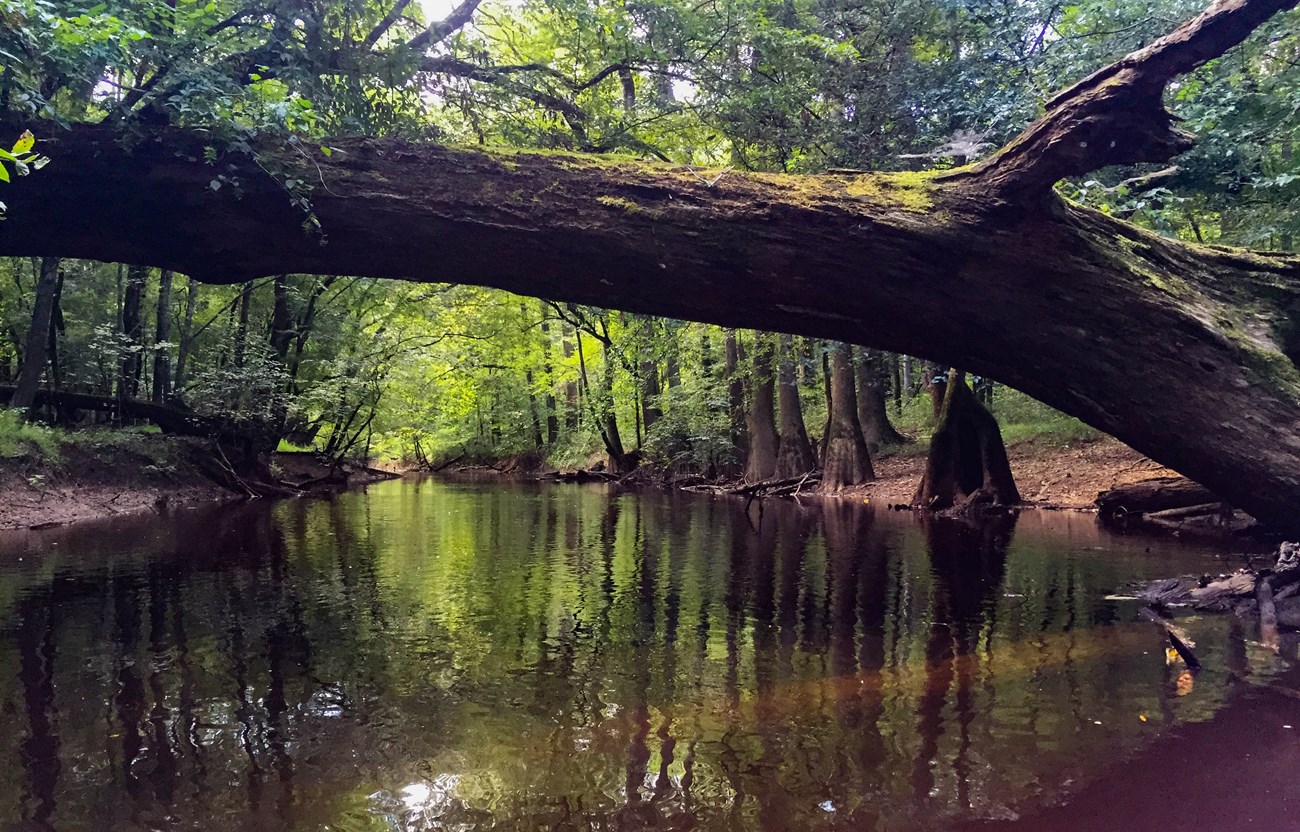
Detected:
left=0, top=408, right=62, bottom=460
left=0, top=129, right=49, bottom=216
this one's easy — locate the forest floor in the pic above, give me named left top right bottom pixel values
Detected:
left=849, top=434, right=1176, bottom=508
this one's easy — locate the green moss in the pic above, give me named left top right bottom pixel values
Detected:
left=1111, top=234, right=1192, bottom=297
left=0, top=410, right=63, bottom=462
left=596, top=195, right=645, bottom=213
left=844, top=170, right=938, bottom=212
left=1213, top=316, right=1300, bottom=395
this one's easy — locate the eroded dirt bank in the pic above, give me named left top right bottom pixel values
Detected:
left=1, top=439, right=400, bottom=531
left=1, top=436, right=233, bottom=530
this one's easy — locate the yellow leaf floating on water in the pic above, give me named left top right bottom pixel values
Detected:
left=1139, top=714, right=1148, bottom=722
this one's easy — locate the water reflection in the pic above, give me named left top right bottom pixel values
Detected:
left=0, top=480, right=1281, bottom=831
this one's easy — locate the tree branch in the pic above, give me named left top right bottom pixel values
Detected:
left=945, top=0, right=1300, bottom=199
left=405, top=0, right=483, bottom=52
left=361, top=0, right=415, bottom=50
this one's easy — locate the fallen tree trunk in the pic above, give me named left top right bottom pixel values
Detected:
left=1096, top=476, right=1222, bottom=517
left=4, top=1, right=1300, bottom=529
left=0, top=384, right=224, bottom=437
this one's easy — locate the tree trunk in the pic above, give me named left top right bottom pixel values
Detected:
left=151, top=269, right=173, bottom=403
left=173, top=277, right=199, bottom=391
left=599, top=337, right=629, bottom=472
left=640, top=357, right=662, bottom=433
left=927, top=363, right=945, bottom=421
left=233, top=281, right=252, bottom=370
left=774, top=332, right=817, bottom=478
left=819, top=345, right=833, bottom=466
left=526, top=369, right=545, bottom=448
left=269, top=274, right=294, bottom=364
left=7, top=0, right=1300, bottom=528
left=913, top=370, right=1020, bottom=511
left=854, top=346, right=907, bottom=451
left=118, top=265, right=147, bottom=403
left=744, top=332, right=779, bottom=482
left=724, top=329, right=747, bottom=463
left=561, top=328, right=579, bottom=432
left=821, top=342, right=874, bottom=490
left=539, top=304, right=558, bottom=444
left=46, top=265, right=64, bottom=396
left=9, top=257, right=60, bottom=415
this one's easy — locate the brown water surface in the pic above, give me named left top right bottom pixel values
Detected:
left=0, top=478, right=1294, bottom=831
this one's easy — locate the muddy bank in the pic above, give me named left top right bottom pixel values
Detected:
left=1, top=439, right=398, bottom=531
left=1, top=435, right=233, bottom=531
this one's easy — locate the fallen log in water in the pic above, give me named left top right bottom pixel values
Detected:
left=730, top=473, right=821, bottom=500
left=1096, top=476, right=1260, bottom=535
left=1131, top=543, right=1300, bottom=626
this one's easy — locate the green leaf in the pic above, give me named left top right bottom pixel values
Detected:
left=0, top=164, right=9, bottom=183
left=11, top=131, right=34, bottom=155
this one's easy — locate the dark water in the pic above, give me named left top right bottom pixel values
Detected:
left=0, top=479, right=1290, bottom=831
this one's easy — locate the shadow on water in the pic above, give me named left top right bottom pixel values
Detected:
left=0, top=480, right=1291, bottom=831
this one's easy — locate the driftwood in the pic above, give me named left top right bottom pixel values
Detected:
left=1139, top=607, right=1202, bottom=670
left=1131, top=543, right=1300, bottom=626
left=730, top=473, right=821, bottom=499
left=542, top=469, right=619, bottom=484
left=428, top=453, right=465, bottom=472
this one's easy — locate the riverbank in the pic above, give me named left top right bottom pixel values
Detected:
left=0, top=431, right=233, bottom=530
left=0, top=422, right=1202, bottom=533
left=0, top=429, right=397, bottom=531
left=850, top=435, right=1177, bottom=508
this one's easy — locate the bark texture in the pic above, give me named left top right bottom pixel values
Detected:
left=774, top=333, right=817, bottom=478
left=821, top=343, right=874, bottom=490
left=4, top=0, right=1300, bottom=527
left=10, top=257, right=60, bottom=414
left=854, top=346, right=906, bottom=451
left=913, top=373, right=1020, bottom=511
left=744, top=333, right=779, bottom=482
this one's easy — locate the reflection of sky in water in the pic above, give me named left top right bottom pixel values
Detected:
left=0, top=478, right=1287, bottom=831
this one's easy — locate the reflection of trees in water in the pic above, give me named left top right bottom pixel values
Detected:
left=0, top=485, right=1257, bottom=832
left=0, top=501, right=439, bottom=831
left=16, top=585, right=61, bottom=831
left=911, top=514, right=1014, bottom=814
